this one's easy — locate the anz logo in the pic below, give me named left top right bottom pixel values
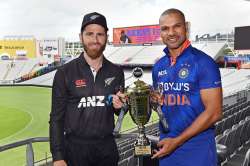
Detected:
left=78, top=96, right=105, bottom=108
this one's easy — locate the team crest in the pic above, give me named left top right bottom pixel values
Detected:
left=90, top=15, right=100, bottom=20
left=178, top=68, right=189, bottom=79
left=104, top=77, right=115, bottom=87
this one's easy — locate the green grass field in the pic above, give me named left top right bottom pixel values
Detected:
left=0, top=86, right=158, bottom=166
left=0, top=86, right=52, bottom=166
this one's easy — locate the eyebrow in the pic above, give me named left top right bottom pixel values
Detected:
left=161, top=22, right=184, bottom=28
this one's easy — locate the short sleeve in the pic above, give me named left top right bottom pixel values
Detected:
left=198, top=55, right=222, bottom=89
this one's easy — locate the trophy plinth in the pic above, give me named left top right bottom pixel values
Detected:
left=133, top=126, right=151, bottom=156
left=125, top=67, right=152, bottom=156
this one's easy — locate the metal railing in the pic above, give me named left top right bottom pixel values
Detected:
left=0, top=137, right=49, bottom=166
left=0, top=134, right=159, bottom=166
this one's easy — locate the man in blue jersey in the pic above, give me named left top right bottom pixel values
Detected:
left=151, top=8, right=223, bottom=166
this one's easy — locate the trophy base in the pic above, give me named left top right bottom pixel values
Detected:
left=134, top=145, right=152, bottom=156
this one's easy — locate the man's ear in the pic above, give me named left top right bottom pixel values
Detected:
left=106, top=33, right=109, bottom=43
left=79, top=33, right=83, bottom=43
left=185, top=21, right=190, bottom=39
left=185, top=21, right=189, bottom=31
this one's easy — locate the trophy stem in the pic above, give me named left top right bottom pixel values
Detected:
left=138, top=125, right=145, bottom=135
left=136, top=125, right=150, bottom=146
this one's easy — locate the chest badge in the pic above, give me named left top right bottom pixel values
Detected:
left=75, top=79, right=86, bottom=88
left=178, top=68, right=189, bottom=79
left=105, top=77, right=116, bottom=87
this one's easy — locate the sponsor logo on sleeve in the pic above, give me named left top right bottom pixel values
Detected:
left=214, top=81, right=221, bottom=85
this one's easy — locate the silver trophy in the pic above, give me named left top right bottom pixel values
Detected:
left=125, top=67, right=152, bottom=156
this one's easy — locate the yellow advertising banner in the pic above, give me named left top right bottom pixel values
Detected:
left=0, top=39, right=36, bottom=58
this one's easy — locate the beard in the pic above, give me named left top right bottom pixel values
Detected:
left=163, top=35, right=186, bottom=50
left=83, top=41, right=106, bottom=60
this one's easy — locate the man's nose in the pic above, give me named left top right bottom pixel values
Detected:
left=168, top=28, right=175, bottom=36
left=92, top=34, right=98, bottom=42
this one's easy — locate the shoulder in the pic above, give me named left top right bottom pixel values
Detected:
left=152, top=56, right=168, bottom=80
left=189, top=46, right=221, bottom=79
left=60, top=57, right=79, bottom=70
left=153, top=56, right=167, bottom=70
left=104, top=58, right=124, bottom=73
left=190, top=46, right=216, bottom=65
left=55, top=57, right=80, bottom=77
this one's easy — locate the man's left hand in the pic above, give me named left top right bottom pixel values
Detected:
left=151, top=137, right=181, bottom=159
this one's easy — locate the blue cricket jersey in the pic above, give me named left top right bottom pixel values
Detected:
left=152, top=44, right=222, bottom=166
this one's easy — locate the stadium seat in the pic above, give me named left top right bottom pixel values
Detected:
left=240, top=109, right=247, bottom=121
left=224, top=111, right=230, bottom=118
left=246, top=106, right=250, bottom=117
left=215, top=120, right=224, bottom=136
left=225, top=128, right=237, bottom=159
left=118, top=159, right=128, bottom=166
left=216, top=134, right=228, bottom=164
left=128, top=156, right=137, bottom=166
left=241, top=117, right=250, bottom=145
left=216, top=128, right=237, bottom=164
left=242, top=148, right=250, bottom=166
left=234, top=111, right=242, bottom=124
left=124, top=149, right=134, bottom=159
left=120, top=144, right=133, bottom=153
left=222, top=115, right=234, bottom=131
left=233, top=124, right=244, bottom=152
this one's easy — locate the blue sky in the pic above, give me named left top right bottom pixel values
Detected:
left=0, top=0, right=250, bottom=41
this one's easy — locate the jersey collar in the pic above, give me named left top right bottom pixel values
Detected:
left=78, top=52, right=108, bottom=68
left=163, top=40, right=191, bottom=56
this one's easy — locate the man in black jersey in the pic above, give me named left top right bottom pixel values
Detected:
left=49, top=12, right=125, bottom=166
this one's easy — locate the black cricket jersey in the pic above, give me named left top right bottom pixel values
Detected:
left=49, top=53, right=124, bottom=161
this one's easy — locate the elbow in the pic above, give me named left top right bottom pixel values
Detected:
left=212, top=108, right=223, bottom=123
left=215, top=112, right=223, bottom=122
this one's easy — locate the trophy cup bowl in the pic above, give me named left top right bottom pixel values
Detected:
left=125, top=67, right=152, bottom=156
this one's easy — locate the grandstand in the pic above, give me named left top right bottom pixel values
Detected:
left=0, top=41, right=250, bottom=166
left=10, top=42, right=250, bottom=97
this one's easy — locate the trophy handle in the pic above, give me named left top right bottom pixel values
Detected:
left=150, top=86, right=169, bottom=133
left=113, top=103, right=128, bottom=137
left=156, top=106, right=169, bottom=133
left=113, top=86, right=129, bottom=137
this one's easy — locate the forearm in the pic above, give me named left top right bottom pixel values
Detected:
left=176, top=108, right=222, bottom=146
left=176, top=87, right=222, bottom=146
left=50, top=68, right=69, bottom=162
left=49, top=120, right=65, bottom=161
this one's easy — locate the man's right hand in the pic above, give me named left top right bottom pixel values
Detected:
left=53, top=160, right=67, bottom=166
left=112, top=91, right=126, bottom=109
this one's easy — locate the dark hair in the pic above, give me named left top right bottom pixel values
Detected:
left=160, top=8, right=186, bottom=23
